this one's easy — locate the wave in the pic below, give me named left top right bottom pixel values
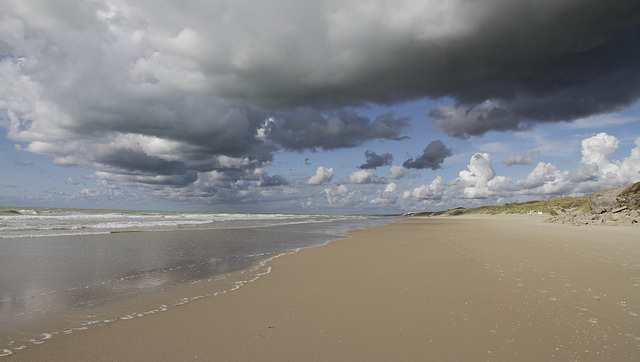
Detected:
left=0, top=207, right=379, bottom=238
left=0, top=209, right=28, bottom=216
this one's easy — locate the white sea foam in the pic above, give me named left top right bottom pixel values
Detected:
left=0, top=207, right=371, bottom=238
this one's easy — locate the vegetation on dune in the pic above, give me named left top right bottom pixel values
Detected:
left=466, top=197, right=591, bottom=216
left=407, top=182, right=640, bottom=228
left=618, top=181, right=640, bottom=210
left=408, top=182, right=639, bottom=218
left=408, top=196, right=590, bottom=217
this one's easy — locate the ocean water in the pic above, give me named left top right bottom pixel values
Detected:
left=0, top=206, right=384, bottom=239
left=0, top=207, right=397, bottom=356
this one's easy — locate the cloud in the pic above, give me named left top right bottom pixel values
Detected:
left=1, top=2, right=414, bottom=194
left=428, top=16, right=640, bottom=138
left=440, top=133, right=640, bottom=202
left=620, top=137, right=640, bottom=180
left=567, top=114, right=639, bottom=129
left=580, top=132, right=619, bottom=171
left=307, top=166, right=334, bottom=185
left=358, top=150, right=393, bottom=169
left=386, top=165, right=410, bottom=180
left=403, top=176, right=446, bottom=201
left=339, top=169, right=386, bottom=185
left=515, top=162, right=567, bottom=194
left=14, top=160, right=33, bottom=166
left=403, top=140, right=453, bottom=170
left=503, top=151, right=539, bottom=166
left=252, top=168, right=288, bottom=187
left=447, top=153, right=513, bottom=199
left=2, top=1, right=640, bottom=199
left=267, top=110, right=409, bottom=151
left=506, top=132, right=633, bottom=196
left=323, top=185, right=365, bottom=207
left=371, top=183, right=398, bottom=204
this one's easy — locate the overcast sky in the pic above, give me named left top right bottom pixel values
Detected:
left=1, top=0, right=640, bottom=214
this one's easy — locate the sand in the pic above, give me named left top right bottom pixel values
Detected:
left=8, top=215, right=640, bottom=361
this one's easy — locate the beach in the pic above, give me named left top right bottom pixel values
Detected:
left=7, top=215, right=640, bottom=361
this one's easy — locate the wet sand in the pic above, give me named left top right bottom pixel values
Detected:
left=9, top=215, right=640, bottom=360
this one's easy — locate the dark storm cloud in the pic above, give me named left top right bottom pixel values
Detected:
left=254, top=170, right=288, bottom=187
left=192, top=1, right=640, bottom=115
left=267, top=110, right=409, bottom=151
left=2, top=0, right=640, bottom=192
left=358, top=150, right=393, bottom=170
left=185, top=0, right=640, bottom=136
left=428, top=11, right=640, bottom=138
left=403, top=140, right=453, bottom=170
left=98, top=149, right=189, bottom=176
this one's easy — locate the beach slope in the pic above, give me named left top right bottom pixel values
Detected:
left=11, top=216, right=640, bottom=360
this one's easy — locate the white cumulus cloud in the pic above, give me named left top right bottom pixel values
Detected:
left=386, top=165, right=410, bottom=179
left=307, top=166, right=334, bottom=185
left=371, top=182, right=398, bottom=204
left=340, top=169, right=385, bottom=185
left=323, top=185, right=364, bottom=207
left=403, top=176, right=446, bottom=201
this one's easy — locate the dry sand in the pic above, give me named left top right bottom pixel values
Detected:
left=8, top=215, right=640, bottom=361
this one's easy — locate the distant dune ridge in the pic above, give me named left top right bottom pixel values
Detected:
left=408, top=182, right=640, bottom=226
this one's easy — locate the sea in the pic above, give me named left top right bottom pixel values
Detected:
left=0, top=206, right=397, bottom=356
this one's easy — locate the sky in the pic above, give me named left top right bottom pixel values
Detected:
left=1, top=0, right=640, bottom=214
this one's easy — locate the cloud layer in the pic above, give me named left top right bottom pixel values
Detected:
left=2, top=1, right=640, bottom=201
left=405, top=133, right=640, bottom=206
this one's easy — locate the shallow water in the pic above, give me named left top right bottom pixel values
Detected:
left=0, top=214, right=396, bottom=354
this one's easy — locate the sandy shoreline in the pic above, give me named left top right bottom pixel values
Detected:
left=8, top=215, right=640, bottom=360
